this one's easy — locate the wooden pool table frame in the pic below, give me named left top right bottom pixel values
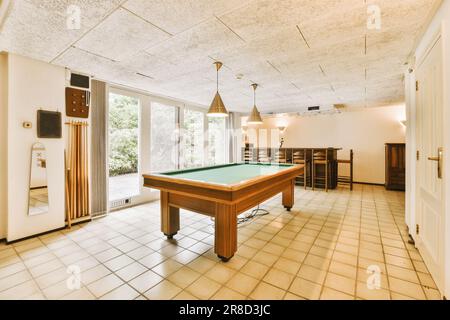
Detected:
left=143, top=163, right=304, bottom=262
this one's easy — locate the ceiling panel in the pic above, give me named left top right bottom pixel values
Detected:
left=0, top=0, right=124, bottom=61
left=0, top=0, right=442, bottom=112
left=75, top=8, right=170, bottom=62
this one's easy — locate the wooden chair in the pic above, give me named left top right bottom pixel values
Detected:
left=312, top=149, right=330, bottom=192
left=292, top=149, right=309, bottom=189
left=337, top=150, right=354, bottom=191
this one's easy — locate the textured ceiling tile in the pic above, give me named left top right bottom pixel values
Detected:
left=1, top=0, right=441, bottom=112
left=146, top=18, right=244, bottom=66
left=0, top=0, right=123, bottom=61
left=75, top=8, right=170, bottom=62
left=123, top=0, right=248, bottom=35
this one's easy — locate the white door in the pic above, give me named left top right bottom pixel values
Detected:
left=415, top=35, right=445, bottom=293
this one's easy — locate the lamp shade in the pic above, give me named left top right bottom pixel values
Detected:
left=207, top=92, right=229, bottom=117
left=247, top=105, right=263, bottom=124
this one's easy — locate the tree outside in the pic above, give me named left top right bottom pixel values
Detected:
left=108, top=93, right=139, bottom=177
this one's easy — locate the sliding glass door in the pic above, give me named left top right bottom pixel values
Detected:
left=108, top=92, right=141, bottom=203
left=207, top=117, right=227, bottom=165
left=182, top=108, right=205, bottom=168
left=151, top=102, right=179, bottom=172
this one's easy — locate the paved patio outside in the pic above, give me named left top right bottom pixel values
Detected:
left=109, top=173, right=139, bottom=202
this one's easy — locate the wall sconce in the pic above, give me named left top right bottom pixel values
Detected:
left=242, top=126, right=248, bottom=133
left=277, top=126, right=287, bottom=134
left=400, top=120, right=407, bottom=127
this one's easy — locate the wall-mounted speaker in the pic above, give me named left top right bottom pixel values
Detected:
left=70, top=73, right=90, bottom=89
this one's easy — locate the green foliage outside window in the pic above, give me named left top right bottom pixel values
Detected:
left=109, top=94, right=139, bottom=177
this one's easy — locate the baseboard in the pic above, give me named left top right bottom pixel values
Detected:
left=354, top=181, right=385, bottom=187
left=5, top=226, right=67, bottom=245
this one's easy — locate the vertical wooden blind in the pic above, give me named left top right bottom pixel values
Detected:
left=66, top=121, right=90, bottom=225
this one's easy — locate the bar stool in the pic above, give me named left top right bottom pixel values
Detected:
left=337, top=150, right=354, bottom=191
left=312, top=149, right=330, bottom=192
left=258, top=148, right=270, bottom=163
left=292, top=149, right=310, bottom=189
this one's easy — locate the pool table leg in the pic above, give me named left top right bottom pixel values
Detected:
left=161, top=191, right=180, bottom=239
left=214, top=203, right=237, bottom=262
left=282, top=179, right=295, bottom=212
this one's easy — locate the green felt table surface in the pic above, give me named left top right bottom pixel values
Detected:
left=160, top=163, right=295, bottom=185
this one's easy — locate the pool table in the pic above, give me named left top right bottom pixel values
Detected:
left=143, top=163, right=304, bottom=261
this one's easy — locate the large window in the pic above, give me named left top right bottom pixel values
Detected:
left=108, top=93, right=140, bottom=202
left=151, top=103, right=178, bottom=172
left=182, top=109, right=205, bottom=168
left=207, top=117, right=227, bottom=165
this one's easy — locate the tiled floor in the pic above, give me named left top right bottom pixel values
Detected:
left=0, top=185, right=442, bottom=300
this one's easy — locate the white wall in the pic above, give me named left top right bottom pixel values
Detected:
left=244, top=105, right=406, bottom=184
left=6, top=54, right=66, bottom=241
left=0, top=53, right=8, bottom=239
left=408, top=0, right=450, bottom=298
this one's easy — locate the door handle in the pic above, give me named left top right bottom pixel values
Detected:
left=428, top=147, right=443, bottom=179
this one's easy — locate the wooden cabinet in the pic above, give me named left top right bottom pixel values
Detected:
left=385, top=143, right=406, bottom=191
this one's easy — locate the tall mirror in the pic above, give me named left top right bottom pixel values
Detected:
left=28, top=143, right=49, bottom=216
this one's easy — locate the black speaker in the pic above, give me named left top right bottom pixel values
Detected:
left=70, top=73, right=90, bottom=89
left=37, top=110, right=62, bottom=139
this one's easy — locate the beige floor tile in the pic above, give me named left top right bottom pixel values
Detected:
left=104, top=254, right=134, bottom=272
left=220, top=255, right=248, bottom=271
left=168, top=266, right=201, bottom=289
left=263, top=268, right=295, bottom=290
left=205, top=264, right=236, bottom=284
left=211, top=287, right=246, bottom=300
left=187, top=256, right=217, bottom=274
left=185, top=276, right=221, bottom=299
left=417, top=272, right=437, bottom=289
left=356, top=281, right=390, bottom=300
left=297, top=264, right=327, bottom=285
left=329, top=260, right=357, bottom=279
left=357, top=268, right=389, bottom=290
left=60, top=287, right=95, bottom=300
left=115, top=262, right=148, bottom=282
left=100, top=284, right=140, bottom=300
left=324, top=272, right=356, bottom=295
left=385, top=254, right=414, bottom=270
left=320, top=287, right=354, bottom=300
left=289, top=277, right=322, bottom=300
left=388, top=277, right=426, bottom=300
left=173, top=290, right=198, bottom=300
left=0, top=280, right=41, bottom=300
left=81, top=264, right=111, bottom=285
left=139, top=252, right=167, bottom=269
left=144, top=280, right=182, bottom=300
left=423, top=287, right=442, bottom=300
left=129, top=270, right=163, bottom=293
left=304, top=254, right=331, bottom=271
left=152, top=259, right=183, bottom=277
left=386, top=264, right=419, bottom=284
left=87, top=274, right=124, bottom=297
left=240, top=261, right=270, bottom=280
left=226, top=272, right=259, bottom=296
left=249, top=282, right=286, bottom=300
left=236, top=245, right=258, bottom=259
left=332, top=251, right=358, bottom=266
left=283, top=292, right=306, bottom=300
left=252, top=251, right=279, bottom=267
left=281, top=248, right=307, bottom=263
